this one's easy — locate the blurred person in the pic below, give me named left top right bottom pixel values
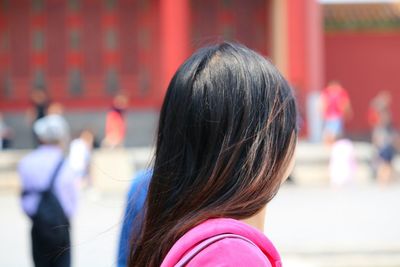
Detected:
left=0, top=112, right=13, bottom=149
left=103, top=94, right=129, bottom=148
left=47, top=101, right=65, bottom=116
left=368, top=91, right=392, bottom=128
left=369, top=91, right=398, bottom=185
left=329, top=138, right=357, bottom=187
left=117, top=169, right=152, bottom=267
left=68, top=129, right=95, bottom=187
left=28, top=88, right=50, bottom=147
left=47, top=102, right=70, bottom=148
left=29, top=88, right=49, bottom=121
left=308, top=90, right=324, bottom=142
left=128, top=43, right=298, bottom=266
left=321, top=81, right=352, bottom=144
left=19, top=115, right=79, bottom=267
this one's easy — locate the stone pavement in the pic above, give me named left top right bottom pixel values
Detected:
left=1, top=183, right=400, bottom=267
left=267, top=185, right=400, bottom=267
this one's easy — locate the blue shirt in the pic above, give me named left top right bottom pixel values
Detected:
left=117, top=169, right=151, bottom=267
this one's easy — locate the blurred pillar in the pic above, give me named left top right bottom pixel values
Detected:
left=160, top=0, right=190, bottom=103
left=306, top=0, right=325, bottom=142
left=271, top=0, right=288, bottom=76
left=287, top=1, right=307, bottom=91
left=286, top=0, right=324, bottom=138
left=306, top=0, right=324, bottom=93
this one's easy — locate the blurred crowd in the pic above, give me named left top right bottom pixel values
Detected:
left=0, top=88, right=131, bottom=151
left=14, top=89, right=130, bottom=266
left=320, top=81, right=399, bottom=186
left=3, top=81, right=397, bottom=187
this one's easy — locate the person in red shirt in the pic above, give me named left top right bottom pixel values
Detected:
left=321, top=81, right=352, bottom=144
left=103, top=94, right=129, bottom=148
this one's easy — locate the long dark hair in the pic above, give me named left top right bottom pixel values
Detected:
left=128, top=42, right=298, bottom=266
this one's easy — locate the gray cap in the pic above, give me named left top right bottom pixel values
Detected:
left=33, top=114, right=70, bottom=143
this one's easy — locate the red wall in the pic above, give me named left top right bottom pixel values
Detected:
left=0, top=0, right=162, bottom=110
left=190, top=0, right=270, bottom=55
left=325, top=32, right=400, bottom=134
left=0, top=0, right=272, bottom=111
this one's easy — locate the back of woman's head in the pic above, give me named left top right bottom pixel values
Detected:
left=129, top=42, right=298, bottom=266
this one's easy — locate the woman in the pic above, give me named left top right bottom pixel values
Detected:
left=128, top=43, right=298, bottom=266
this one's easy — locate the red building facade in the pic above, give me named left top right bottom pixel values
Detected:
left=324, top=3, right=400, bottom=134
left=0, top=0, right=322, bottom=113
left=1, top=0, right=163, bottom=109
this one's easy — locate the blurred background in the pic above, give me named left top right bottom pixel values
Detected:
left=0, top=0, right=399, bottom=266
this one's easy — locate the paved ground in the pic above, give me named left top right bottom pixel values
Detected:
left=1, top=183, right=400, bottom=267
left=267, top=184, right=400, bottom=267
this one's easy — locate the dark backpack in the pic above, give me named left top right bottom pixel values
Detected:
left=22, top=158, right=70, bottom=247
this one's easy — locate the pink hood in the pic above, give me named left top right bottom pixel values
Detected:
left=161, top=218, right=282, bottom=267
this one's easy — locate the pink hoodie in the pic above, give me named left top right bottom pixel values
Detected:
left=161, top=218, right=282, bottom=267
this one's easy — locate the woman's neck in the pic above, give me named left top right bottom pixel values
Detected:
left=241, top=207, right=266, bottom=232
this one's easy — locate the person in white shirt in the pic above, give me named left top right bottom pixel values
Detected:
left=68, top=129, right=94, bottom=187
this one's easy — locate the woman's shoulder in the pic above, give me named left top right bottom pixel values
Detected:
left=186, top=235, right=272, bottom=267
